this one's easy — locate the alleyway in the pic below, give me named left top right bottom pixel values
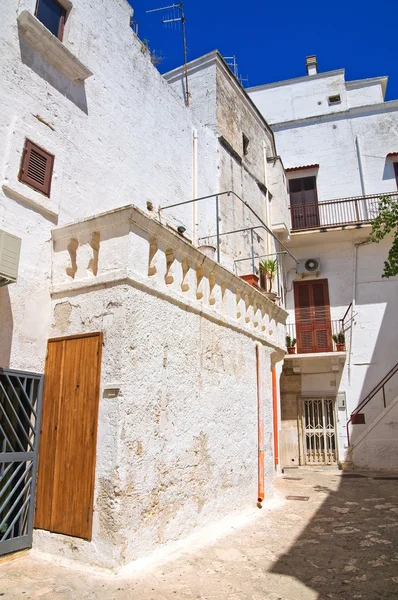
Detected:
left=1, top=468, right=397, bottom=600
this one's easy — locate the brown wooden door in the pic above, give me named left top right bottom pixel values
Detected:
left=294, top=280, right=332, bottom=353
left=289, top=176, right=320, bottom=230
left=34, top=333, right=102, bottom=540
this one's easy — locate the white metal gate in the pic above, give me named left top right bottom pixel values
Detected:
left=302, top=397, right=337, bottom=465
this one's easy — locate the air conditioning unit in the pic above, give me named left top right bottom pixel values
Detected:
left=297, top=257, right=321, bottom=276
left=0, top=230, right=21, bottom=286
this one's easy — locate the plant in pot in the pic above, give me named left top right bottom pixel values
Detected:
left=286, top=335, right=296, bottom=354
left=259, top=258, right=278, bottom=301
left=333, top=332, right=346, bottom=352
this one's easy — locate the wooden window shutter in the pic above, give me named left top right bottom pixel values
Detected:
left=294, top=279, right=332, bottom=353
left=19, top=139, right=54, bottom=197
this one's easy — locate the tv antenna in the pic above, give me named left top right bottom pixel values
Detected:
left=147, top=3, right=190, bottom=106
left=223, top=55, right=249, bottom=87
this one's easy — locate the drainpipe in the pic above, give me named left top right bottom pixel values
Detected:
left=192, top=129, right=199, bottom=245
left=256, top=344, right=264, bottom=503
left=355, top=135, right=366, bottom=197
left=262, top=141, right=271, bottom=255
left=272, top=367, right=279, bottom=468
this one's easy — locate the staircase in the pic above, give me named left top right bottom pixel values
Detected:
left=345, top=363, right=398, bottom=472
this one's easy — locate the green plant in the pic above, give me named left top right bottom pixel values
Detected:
left=370, top=195, right=398, bottom=278
left=286, top=335, right=296, bottom=348
left=260, top=258, right=278, bottom=292
left=332, top=332, right=345, bottom=345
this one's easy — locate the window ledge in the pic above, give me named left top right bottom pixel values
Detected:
left=17, top=11, right=93, bottom=82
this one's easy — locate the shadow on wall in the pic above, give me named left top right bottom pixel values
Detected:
left=271, top=472, right=398, bottom=599
left=18, top=35, right=88, bottom=114
left=0, top=287, right=13, bottom=368
left=349, top=241, right=398, bottom=456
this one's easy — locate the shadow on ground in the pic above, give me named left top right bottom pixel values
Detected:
left=271, top=471, right=398, bottom=600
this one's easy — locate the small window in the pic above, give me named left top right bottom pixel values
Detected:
left=35, top=0, right=67, bottom=41
left=242, top=133, right=250, bottom=156
left=328, top=94, right=341, bottom=106
left=19, top=139, right=54, bottom=197
left=394, top=163, right=398, bottom=190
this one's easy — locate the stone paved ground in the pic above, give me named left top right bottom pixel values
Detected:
left=1, top=468, right=398, bottom=600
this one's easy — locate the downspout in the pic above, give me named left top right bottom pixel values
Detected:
left=355, top=135, right=366, bottom=196
left=272, top=367, right=279, bottom=468
left=262, top=141, right=271, bottom=255
left=192, top=129, right=199, bottom=245
left=256, top=344, right=264, bottom=503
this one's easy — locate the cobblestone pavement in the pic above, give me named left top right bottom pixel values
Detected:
left=1, top=468, right=398, bottom=600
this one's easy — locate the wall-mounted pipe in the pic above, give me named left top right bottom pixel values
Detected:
left=192, top=129, right=199, bottom=245
left=256, top=344, right=264, bottom=503
left=355, top=135, right=366, bottom=197
left=272, top=367, right=279, bottom=468
left=262, top=141, right=271, bottom=255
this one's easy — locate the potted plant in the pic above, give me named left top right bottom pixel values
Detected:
left=333, top=332, right=346, bottom=352
left=240, top=272, right=260, bottom=288
left=286, top=335, right=296, bottom=354
left=259, top=258, right=278, bottom=301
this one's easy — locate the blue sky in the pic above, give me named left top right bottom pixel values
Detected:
left=129, top=0, right=398, bottom=100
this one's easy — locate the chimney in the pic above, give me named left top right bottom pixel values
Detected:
left=306, top=55, right=318, bottom=76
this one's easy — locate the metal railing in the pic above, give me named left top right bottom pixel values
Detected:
left=286, top=303, right=353, bottom=355
left=346, top=362, right=398, bottom=446
left=286, top=319, right=343, bottom=353
left=290, top=192, right=398, bottom=232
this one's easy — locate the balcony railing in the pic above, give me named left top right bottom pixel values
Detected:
left=290, top=192, right=398, bottom=232
left=286, top=304, right=353, bottom=354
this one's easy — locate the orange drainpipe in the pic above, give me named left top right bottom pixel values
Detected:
left=272, top=367, right=279, bottom=467
left=256, top=345, right=264, bottom=503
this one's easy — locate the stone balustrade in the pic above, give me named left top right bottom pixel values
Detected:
left=51, top=204, right=287, bottom=352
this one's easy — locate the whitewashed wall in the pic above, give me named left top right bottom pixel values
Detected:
left=0, top=0, right=218, bottom=372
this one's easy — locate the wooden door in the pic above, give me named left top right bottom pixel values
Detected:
left=289, top=176, right=320, bottom=230
left=34, top=333, right=102, bottom=540
left=294, top=280, right=332, bottom=353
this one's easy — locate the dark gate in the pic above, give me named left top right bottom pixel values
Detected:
left=0, top=369, right=43, bottom=556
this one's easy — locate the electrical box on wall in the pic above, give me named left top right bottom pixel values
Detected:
left=337, top=392, right=346, bottom=410
left=297, top=257, right=321, bottom=277
left=0, top=230, right=21, bottom=286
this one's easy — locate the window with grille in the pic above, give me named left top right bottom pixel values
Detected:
left=35, top=0, right=67, bottom=41
left=19, top=140, right=54, bottom=197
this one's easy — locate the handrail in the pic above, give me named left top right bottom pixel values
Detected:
left=289, top=191, right=398, bottom=231
left=159, top=190, right=300, bottom=264
left=347, top=362, right=398, bottom=445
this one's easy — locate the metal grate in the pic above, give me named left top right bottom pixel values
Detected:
left=302, top=397, right=337, bottom=465
left=0, top=369, right=43, bottom=556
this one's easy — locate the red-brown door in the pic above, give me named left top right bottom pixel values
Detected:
left=294, top=280, right=332, bottom=353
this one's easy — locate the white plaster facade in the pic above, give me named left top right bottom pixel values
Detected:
left=248, top=59, right=398, bottom=471
left=0, top=0, right=287, bottom=568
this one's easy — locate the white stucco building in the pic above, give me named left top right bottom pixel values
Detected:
left=0, top=0, right=288, bottom=568
left=248, top=55, right=398, bottom=472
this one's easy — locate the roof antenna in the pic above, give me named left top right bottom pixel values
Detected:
left=223, top=55, right=249, bottom=86
left=147, top=3, right=190, bottom=106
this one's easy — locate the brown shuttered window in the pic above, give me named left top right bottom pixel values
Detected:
left=294, top=279, right=332, bottom=353
left=19, top=139, right=54, bottom=197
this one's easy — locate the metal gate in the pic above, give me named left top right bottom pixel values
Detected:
left=302, top=397, right=337, bottom=465
left=0, top=369, right=43, bottom=556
